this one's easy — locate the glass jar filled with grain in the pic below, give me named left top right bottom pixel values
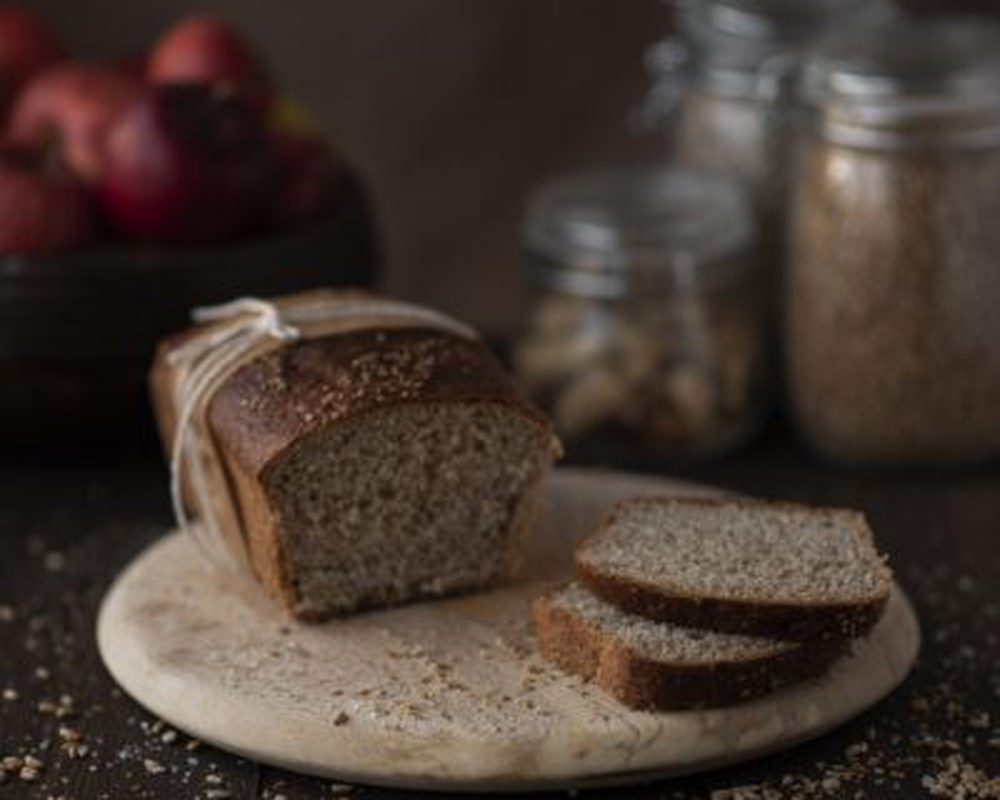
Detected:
left=787, top=18, right=1000, bottom=464
left=514, top=166, right=767, bottom=460
left=641, top=0, right=882, bottom=274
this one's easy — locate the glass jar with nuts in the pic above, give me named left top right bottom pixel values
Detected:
left=515, top=166, right=768, bottom=459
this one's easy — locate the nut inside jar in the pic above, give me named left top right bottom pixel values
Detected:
left=515, top=284, right=765, bottom=456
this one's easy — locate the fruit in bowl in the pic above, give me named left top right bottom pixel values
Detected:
left=0, top=8, right=349, bottom=254
left=8, top=63, right=143, bottom=182
left=101, top=84, right=275, bottom=244
left=0, top=8, right=374, bottom=447
left=148, top=14, right=270, bottom=112
left=0, top=6, right=64, bottom=113
left=0, top=140, right=93, bottom=254
left=270, top=131, right=346, bottom=227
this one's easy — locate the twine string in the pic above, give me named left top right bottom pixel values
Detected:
left=166, top=294, right=476, bottom=571
left=168, top=299, right=301, bottom=568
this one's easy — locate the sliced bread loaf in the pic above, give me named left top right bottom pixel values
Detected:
left=533, top=583, right=843, bottom=710
left=151, top=291, right=561, bottom=620
left=576, top=497, right=891, bottom=642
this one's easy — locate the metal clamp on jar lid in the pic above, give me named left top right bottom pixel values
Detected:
left=650, top=0, right=883, bottom=101
left=522, top=165, right=754, bottom=299
left=799, top=17, right=1000, bottom=150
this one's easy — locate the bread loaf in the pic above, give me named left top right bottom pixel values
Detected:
left=151, top=290, right=560, bottom=620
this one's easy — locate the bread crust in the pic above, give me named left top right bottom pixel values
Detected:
left=203, top=328, right=556, bottom=476
left=533, top=587, right=845, bottom=710
left=576, top=496, right=892, bottom=643
left=150, top=316, right=559, bottom=619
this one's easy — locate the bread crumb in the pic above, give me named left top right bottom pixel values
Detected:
left=143, top=758, right=166, bottom=775
left=62, top=741, right=89, bottom=759
left=710, top=786, right=780, bottom=800
left=57, top=725, right=80, bottom=742
left=18, top=765, right=40, bottom=782
left=0, top=756, right=23, bottom=773
left=968, top=712, right=990, bottom=729
left=920, top=754, right=1000, bottom=797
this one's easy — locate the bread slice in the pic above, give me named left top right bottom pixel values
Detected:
left=533, top=583, right=843, bottom=710
left=576, top=497, right=891, bottom=642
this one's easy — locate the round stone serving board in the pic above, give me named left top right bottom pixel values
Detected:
left=97, top=467, right=920, bottom=793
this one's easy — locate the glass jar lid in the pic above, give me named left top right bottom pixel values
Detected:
left=523, top=165, right=753, bottom=298
left=799, top=17, right=1000, bottom=148
left=672, top=0, right=880, bottom=98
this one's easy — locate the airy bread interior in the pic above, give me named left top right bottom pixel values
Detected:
left=579, top=498, right=889, bottom=604
left=265, top=402, right=551, bottom=618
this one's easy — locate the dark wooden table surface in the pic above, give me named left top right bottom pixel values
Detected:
left=1, top=435, right=997, bottom=799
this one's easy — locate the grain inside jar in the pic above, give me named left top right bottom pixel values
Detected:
left=787, top=18, right=1000, bottom=464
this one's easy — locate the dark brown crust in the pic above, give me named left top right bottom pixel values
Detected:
left=220, top=442, right=299, bottom=611
left=206, top=328, right=555, bottom=476
left=576, top=496, right=892, bottom=644
left=149, top=301, right=559, bottom=619
left=533, top=588, right=845, bottom=711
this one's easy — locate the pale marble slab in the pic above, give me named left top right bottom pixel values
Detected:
left=97, top=467, right=919, bottom=792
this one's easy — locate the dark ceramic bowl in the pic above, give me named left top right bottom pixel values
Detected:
left=0, top=179, right=378, bottom=452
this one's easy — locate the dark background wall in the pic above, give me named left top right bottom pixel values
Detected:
left=22, top=0, right=995, bottom=330
left=27, top=0, right=668, bottom=332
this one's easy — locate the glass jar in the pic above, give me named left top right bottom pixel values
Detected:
left=514, top=165, right=767, bottom=459
left=642, top=0, right=884, bottom=273
left=787, top=18, right=1000, bottom=464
